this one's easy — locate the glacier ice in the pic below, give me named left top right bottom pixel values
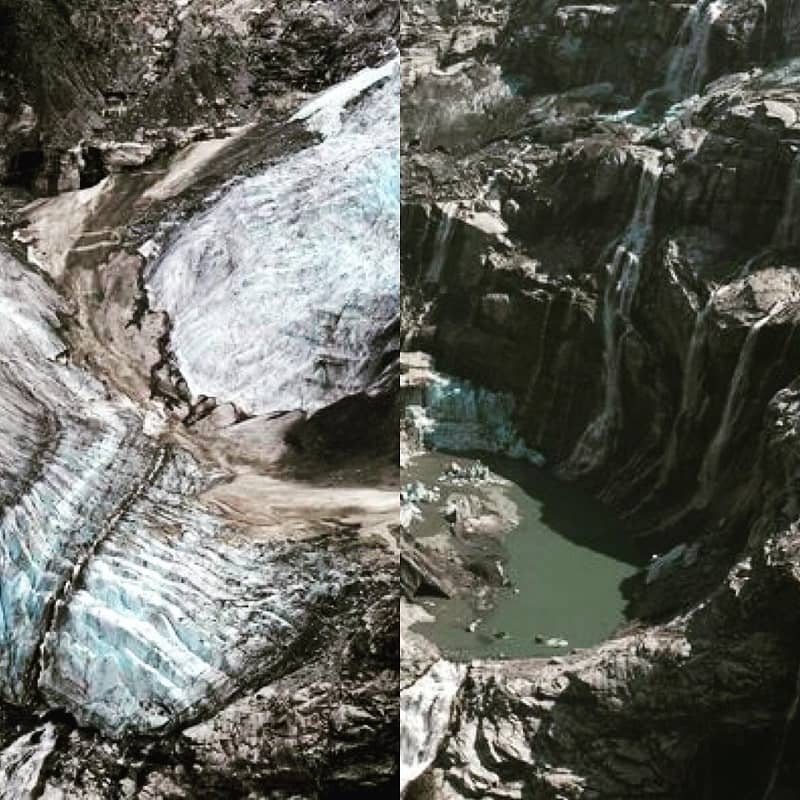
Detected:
left=405, top=368, right=545, bottom=465
left=0, top=723, right=58, bottom=799
left=400, top=660, right=465, bottom=796
left=37, top=451, right=349, bottom=735
left=0, top=252, right=350, bottom=734
left=0, top=252, right=144, bottom=703
left=0, top=57, right=399, bottom=740
left=147, top=57, right=400, bottom=415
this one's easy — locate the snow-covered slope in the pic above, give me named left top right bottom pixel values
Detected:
left=147, top=57, right=400, bottom=414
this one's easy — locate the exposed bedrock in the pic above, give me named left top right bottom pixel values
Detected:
left=0, top=0, right=398, bottom=201
left=497, top=0, right=800, bottom=105
left=402, top=0, right=800, bottom=796
left=403, top=60, right=800, bottom=532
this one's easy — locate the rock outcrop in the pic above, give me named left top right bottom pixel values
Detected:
left=402, top=0, right=800, bottom=796
left=0, top=0, right=398, bottom=200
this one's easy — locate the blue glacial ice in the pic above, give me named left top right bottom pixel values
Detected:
left=405, top=368, right=545, bottom=465
left=0, top=57, right=399, bottom=735
left=0, top=250, right=352, bottom=734
left=0, top=253, right=144, bottom=703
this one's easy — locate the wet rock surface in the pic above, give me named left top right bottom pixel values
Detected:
left=402, top=0, right=800, bottom=797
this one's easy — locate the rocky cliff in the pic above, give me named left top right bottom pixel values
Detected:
left=402, top=0, right=800, bottom=797
left=0, top=0, right=397, bottom=198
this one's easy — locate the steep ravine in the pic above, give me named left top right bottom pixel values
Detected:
left=401, top=0, right=800, bottom=797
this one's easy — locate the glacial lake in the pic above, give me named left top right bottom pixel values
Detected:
left=408, top=452, right=646, bottom=660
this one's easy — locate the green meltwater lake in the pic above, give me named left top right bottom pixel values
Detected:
left=408, top=452, right=646, bottom=660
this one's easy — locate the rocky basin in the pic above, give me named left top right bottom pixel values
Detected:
left=401, top=0, right=800, bottom=797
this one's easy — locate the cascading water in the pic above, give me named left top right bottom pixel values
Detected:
left=400, top=660, right=465, bottom=796
left=665, top=0, right=726, bottom=98
left=657, top=292, right=716, bottom=488
left=520, top=294, right=552, bottom=415
left=774, top=153, right=800, bottom=248
left=426, top=203, right=458, bottom=283
left=566, top=151, right=663, bottom=474
left=696, top=300, right=792, bottom=505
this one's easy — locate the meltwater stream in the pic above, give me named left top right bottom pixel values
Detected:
left=408, top=451, right=644, bottom=660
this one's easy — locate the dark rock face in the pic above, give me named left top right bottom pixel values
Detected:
left=402, top=0, right=800, bottom=796
left=250, top=0, right=400, bottom=95
left=496, top=0, right=799, bottom=104
left=1, top=576, right=398, bottom=799
left=0, top=0, right=397, bottom=198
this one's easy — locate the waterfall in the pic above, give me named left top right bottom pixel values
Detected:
left=774, top=153, right=800, bottom=248
left=566, top=152, right=663, bottom=474
left=521, top=293, right=553, bottom=415
left=426, top=203, right=458, bottom=282
left=400, top=660, right=465, bottom=796
left=696, top=301, right=789, bottom=505
left=761, top=658, right=800, bottom=800
left=658, top=292, right=716, bottom=487
left=665, top=0, right=726, bottom=98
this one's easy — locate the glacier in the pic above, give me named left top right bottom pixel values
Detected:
left=0, top=252, right=144, bottom=704
left=147, top=57, right=400, bottom=415
left=0, top=250, right=352, bottom=735
left=0, top=56, right=400, bottom=738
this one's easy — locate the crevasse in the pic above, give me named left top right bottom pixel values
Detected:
left=0, top=58, right=400, bottom=735
left=0, top=251, right=350, bottom=735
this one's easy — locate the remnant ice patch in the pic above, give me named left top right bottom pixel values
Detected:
left=291, top=56, right=399, bottom=138
left=400, top=660, right=465, bottom=795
